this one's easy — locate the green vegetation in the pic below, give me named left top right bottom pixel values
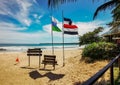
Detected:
left=79, top=27, right=104, bottom=46
left=107, top=67, right=120, bottom=85
left=114, top=67, right=120, bottom=85
left=82, top=42, right=117, bottom=61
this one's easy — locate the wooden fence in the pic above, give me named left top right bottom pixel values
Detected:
left=82, top=54, right=120, bottom=85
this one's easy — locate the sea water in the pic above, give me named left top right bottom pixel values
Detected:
left=0, top=43, right=79, bottom=52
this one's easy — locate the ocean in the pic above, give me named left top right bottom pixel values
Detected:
left=0, top=43, right=79, bottom=52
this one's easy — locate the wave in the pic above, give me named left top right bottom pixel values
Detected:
left=0, top=44, right=79, bottom=52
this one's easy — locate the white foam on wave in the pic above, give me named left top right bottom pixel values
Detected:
left=0, top=44, right=79, bottom=52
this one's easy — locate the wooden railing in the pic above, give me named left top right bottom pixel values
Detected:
left=82, top=54, right=120, bottom=85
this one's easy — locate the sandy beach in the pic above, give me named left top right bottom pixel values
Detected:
left=0, top=48, right=109, bottom=85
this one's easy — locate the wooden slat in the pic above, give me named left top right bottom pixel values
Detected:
left=42, top=60, right=57, bottom=64
left=44, top=55, right=56, bottom=56
left=44, top=58, right=55, bottom=61
left=44, top=55, right=56, bottom=58
left=27, top=50, right=42, bottom=53
left=28, top=48, right=41, bottom=50
left=27, top=54, right=42, bottom=56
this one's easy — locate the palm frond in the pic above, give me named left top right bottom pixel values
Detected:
left=48, top=0, right=76, bottom=9
left=92, top=0, right=108, bottom=2
left=93, top=0, right=118, bottom=19
left=112, top=4, right=120, bottom=13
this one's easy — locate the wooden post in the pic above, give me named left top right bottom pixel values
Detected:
left=28, top=56, right=30, bottom=66
left=118, top=58, right=120, bottom=71
left=110, top=65, right=114, bottom=85
left=39, top=55, right=40, bottom=68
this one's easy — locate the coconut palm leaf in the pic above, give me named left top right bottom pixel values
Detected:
left=93, top=0, right=119, bottom=19
left=112, top=5, right=120, bottom=20
left=113, top=11, right=120, bottom=21
left=48, top=0, right=76, bottom=8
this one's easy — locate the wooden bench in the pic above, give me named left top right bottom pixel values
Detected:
left=42, top=55, right=57, bottom=70
left=27, top=48, right=42, bottom=68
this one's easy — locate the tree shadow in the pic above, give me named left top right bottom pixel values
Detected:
left=29, top=70, right=65, bottom=81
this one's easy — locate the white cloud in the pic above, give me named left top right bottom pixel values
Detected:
left=33, top=0, right=37, bottom=4
left=0, top=22, right=27, bottom=31
left=0, top=0, right=33, bottom=26
left=0, top=1, right=109, bottom=44
left=76, top=20, right=106, bottom=35
left=43, top=20, right=107, bottom=36
left=0, top=19, right=108, bottom=44
left=0, top=0, right=15, bottom=15
left=33, top=14, right=43, bottom=23
left=0, top=0, right=51, bottom=44
left=33, top=14, right=38, bottom=18
left=0, top=22, right=54, bottom=44
left=38, top=15, right=43, bottom=19
left=0, top=29, right=51, bottom=44
left=42, top=20, right=108, bottom=43
left=15, top=0, right=32, bottom=26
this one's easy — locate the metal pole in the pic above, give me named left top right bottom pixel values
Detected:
left=51, top=10, right=54, bottom=55
left=62, top=10, right=65, bottom=66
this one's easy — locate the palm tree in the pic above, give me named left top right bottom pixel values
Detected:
left=93, top=0, right=120, bottom=19
left=48, top=0, right=76, bottom=8
left=93, top=0, right=120, bottom=35
left=112, top=5, right=120, bottom=21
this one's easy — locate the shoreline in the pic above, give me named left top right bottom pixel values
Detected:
left=0, top=43, right=82, bottom=53
left=0, top=46, right=83, bottom=53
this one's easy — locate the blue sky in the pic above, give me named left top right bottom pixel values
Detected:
left=0, top=0, right=113, bottom=44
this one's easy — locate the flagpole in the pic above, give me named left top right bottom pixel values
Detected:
left=62, top=10, right=65, bottom=66
left=51, top=10, right=54, bottom=55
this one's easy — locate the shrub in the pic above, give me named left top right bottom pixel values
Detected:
left=79, top=27, right=104, bottom=46
left=82, top=42, right=117, bottom=61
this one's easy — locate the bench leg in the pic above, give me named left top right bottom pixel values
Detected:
left=39, top=56, right=41, bottom=68
left=53, top=64, right=55, bottom=70
left=28, top=56, right=30, bottom=66
left=44, top=64, right=46, bottom=69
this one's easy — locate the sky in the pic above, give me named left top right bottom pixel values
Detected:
left=0, top=0, right=113, bottom=44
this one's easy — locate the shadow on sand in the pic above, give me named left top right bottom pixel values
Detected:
left=20, top=66, right=37, bottom=69
left=29, top=70, right=43, bottom=79
left=29, top=70, right=65, bottom=81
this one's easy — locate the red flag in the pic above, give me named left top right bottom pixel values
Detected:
left=63, top=24, right=78, bottom=29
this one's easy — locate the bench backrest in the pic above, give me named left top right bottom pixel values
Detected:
left=44, top=55, right=56, bottom=62
left=27, top=48, right=42, bottom=56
